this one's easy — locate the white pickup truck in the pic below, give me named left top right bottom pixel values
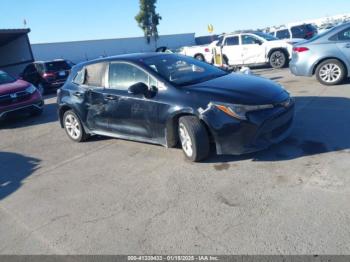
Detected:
left=180, top=31, right=299, bottom=68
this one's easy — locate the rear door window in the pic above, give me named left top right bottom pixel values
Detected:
left=24, top=64, right=36, bottom=76
left=109, top=62, right=149, bottom=90
left=224, top=36, right=239, bottom=46
left=337, top=28, right=350, bottom=41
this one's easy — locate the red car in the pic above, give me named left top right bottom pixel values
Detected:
left=0, top=70, right=44, bottom=121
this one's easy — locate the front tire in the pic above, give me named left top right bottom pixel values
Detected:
left=315, top=59, right=346, bottom=86
left=269, top=50, right=287, bottom=69
left=63, top=110, right=88, bottom=142
left=178, top=116, right=210, bottom=162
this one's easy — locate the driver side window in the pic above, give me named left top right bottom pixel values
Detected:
left=242, top=35, right=262, bottom=45
left=109, top=62, right=150, bottom=90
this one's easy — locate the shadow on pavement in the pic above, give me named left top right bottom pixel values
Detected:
left=205, top=96, right=350, bottom=163
left=0, top=152, right=40, bottom=201
left=0, top=101, right=58, bottom=130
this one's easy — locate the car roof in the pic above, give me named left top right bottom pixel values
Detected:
left=76, top=52, right=177, bottom=67
left=34, top=59, right=68, bottom=64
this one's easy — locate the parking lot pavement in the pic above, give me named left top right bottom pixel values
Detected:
left=1, top=68, right=350, bottom=255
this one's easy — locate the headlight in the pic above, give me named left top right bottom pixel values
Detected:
left=25, top=85, right=37, bottom=94
left=211, top=102, right=274, bottom=120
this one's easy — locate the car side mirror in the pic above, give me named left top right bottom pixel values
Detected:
left=128, top=82, right=149, bottom=95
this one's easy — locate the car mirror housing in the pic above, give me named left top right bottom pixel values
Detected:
left=128, top=82, right=149, bottom=95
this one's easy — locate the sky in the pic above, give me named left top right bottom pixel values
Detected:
left=1, top=0, right=350, bottom=43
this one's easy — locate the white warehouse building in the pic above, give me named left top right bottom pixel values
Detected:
left=31, top=33, right=195, bottom=64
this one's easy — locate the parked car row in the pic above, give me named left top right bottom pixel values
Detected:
left=269, top=23, right=318, bottom=40
left=179, top=22, right=350, bottom=86
left=0, top=59, right=72, bottom=122
left=180, top=31, right=300, bottom=69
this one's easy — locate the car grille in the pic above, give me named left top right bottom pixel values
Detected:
left=0, top=90, right=32, bottom=106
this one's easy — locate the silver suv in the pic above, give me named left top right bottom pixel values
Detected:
left=290, top=22, right=350, bottom=85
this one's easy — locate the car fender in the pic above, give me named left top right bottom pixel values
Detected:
left=164, top=107, right=198, bottom=148
left=311, top=54, right=350, bottom=76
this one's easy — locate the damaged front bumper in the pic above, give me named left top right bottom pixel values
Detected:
left=200, top=101, right=295, bottom=155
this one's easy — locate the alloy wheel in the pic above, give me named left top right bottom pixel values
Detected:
left=65, top=113, right=81, bottom=140
left=179, top=123, right=193, bottom=157
left=319, top=63, right=341, bottom=83
left=270, top=51, right=286, bottom=68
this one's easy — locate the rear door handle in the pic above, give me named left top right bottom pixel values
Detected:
left=104, top=94, right=118, bottom=101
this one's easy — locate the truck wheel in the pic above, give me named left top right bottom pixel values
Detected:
left=315, top=59, right=346, bottom=86
left=194, top=54, right=205, bottom=61
left=269, top=50, right=287, bottom=69
left=178, top=116, right=210, bottom=162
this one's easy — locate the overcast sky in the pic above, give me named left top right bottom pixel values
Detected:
left=1, top=0, right=349, bottom=43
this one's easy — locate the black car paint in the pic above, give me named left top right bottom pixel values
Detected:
left=58, top=53, right=294, bottom=155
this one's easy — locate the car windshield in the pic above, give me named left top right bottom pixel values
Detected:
left=142, top=54, right=228, bottom=86
left=253, top=32, right=278, bottom=41
left=44, top=61, right=71, bottom=71
left=0, top=71, right=16, bottom=85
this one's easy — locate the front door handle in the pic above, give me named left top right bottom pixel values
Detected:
left=104, top=95, right=117, bottom=101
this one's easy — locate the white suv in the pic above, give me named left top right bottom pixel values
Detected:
left=214, top=31, right=295, bottom=68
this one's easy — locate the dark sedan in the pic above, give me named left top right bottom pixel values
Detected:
left=57, top=53, right=294, bottom=161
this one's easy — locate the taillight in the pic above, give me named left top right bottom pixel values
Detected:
left=42, top=72, right=55, bottom=78
left=293, top=47, right=309, bottom=53
left=204, top=48, right=210, bottom=52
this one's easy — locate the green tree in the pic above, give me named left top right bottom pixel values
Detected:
left=135, top=0, right=162, bottom=44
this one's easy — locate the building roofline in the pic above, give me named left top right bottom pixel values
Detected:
left=31, top=32, right=195, bottom=45
left=0, top=28, right=30, bottom=34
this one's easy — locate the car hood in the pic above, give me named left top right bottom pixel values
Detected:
left=0, top=79, right=31, bottom=96
left=185, top=73, right=289, bottom=105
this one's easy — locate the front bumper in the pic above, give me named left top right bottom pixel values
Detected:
left=201, top=102, right=295, bottom=155
left=0, top=91, right=44, bottom=120
left=289, top=53, right=314, bottom=77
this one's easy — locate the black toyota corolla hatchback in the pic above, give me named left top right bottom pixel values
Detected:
left=57, top=53, right=294, bottom=162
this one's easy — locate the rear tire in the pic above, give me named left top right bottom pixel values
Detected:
left=315, top=59, right=346, bottom=86
left=63, top=110, right=88, bottom=142
left=269, top=50, right=288, bottom=69
left=178, top=116, right=210, bottom=162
